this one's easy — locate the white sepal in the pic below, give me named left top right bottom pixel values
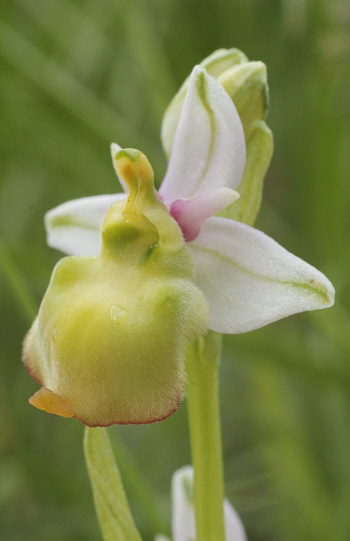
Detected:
left=159, top=66, right=246, bottom=205
left=161, top=48, right=248, bottom=158
left=189, top=217, right=335, bottom=334
left=45, top=193, right=126, bottom=256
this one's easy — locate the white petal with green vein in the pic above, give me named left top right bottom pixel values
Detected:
left=45, top=193, right=125, bottom=256
left=189, top=217, right=335, bottom=334
left=161, top=48, right=248, bottom=158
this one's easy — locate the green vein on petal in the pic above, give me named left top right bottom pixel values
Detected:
left=190, top=245, right=333, bottom=306
left=49, top=215, right=100, bottom=231
left=194, top=71, right=216, bottom=191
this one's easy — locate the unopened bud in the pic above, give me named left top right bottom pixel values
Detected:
left=218, top=61, right=269, bottom=138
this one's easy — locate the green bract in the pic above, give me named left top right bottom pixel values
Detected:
left=23, top=150, right=208, bottom=427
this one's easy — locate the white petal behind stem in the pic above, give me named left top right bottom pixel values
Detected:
left=189, top=217, right=335, bottom=334
left=224, top=500, right=247, bottom=541
left=172, top=466, right=196, bottom=541
left=159, top=66, right=246, bottom=205
left=45, top=193, right=126, bottom=256
left=172, top=466, right=246, bottom=541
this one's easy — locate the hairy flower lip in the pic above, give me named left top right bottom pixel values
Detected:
left=24, top=172, right=208, bottom=426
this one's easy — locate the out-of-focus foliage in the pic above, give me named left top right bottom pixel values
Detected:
left=0, top=1, right=349, bottom=540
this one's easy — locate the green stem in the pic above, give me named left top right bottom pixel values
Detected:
left=186, top=331, right=225, bottom=541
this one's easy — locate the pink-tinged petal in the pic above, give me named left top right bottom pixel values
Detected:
left=189, top=217, right=335, bottom=334
left=110, top=142, right=127, bottom=193
left=170, top=188, right=239, bottom=242
left=45, top=193, right=126, bottom=256
left=159, top=66, right=246, bottom=205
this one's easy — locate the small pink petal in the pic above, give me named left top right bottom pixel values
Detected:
left=170, top=187, right=239, bottom=242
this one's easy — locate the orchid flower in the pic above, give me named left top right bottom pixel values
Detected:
left=154, top=466, right=247, bottom=541
left=45, top=65, right=334, bottom=335
left=22, top=51, right=336, bottom=541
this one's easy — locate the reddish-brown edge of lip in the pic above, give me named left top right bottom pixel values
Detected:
left=26, top=380, right=182, bottom=427
left=23, top=352, right=43, bottom=386
left=73, top=397, right=182, bottom=427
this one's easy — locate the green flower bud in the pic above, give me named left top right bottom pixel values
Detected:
left=217, top=61, right=269, bottom=139
left=23, top=150, right=209, bottom=427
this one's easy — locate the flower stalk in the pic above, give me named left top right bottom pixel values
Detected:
left=186, top=331, right=225, bottom=541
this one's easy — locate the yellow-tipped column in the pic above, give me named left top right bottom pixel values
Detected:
left=114, top=149, right=156, bottom=223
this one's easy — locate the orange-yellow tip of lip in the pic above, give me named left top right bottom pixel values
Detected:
left=29, top=387, right=75, bottom=419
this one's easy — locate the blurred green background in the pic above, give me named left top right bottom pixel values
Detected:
left=1, top=0, right=349, bottom=540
